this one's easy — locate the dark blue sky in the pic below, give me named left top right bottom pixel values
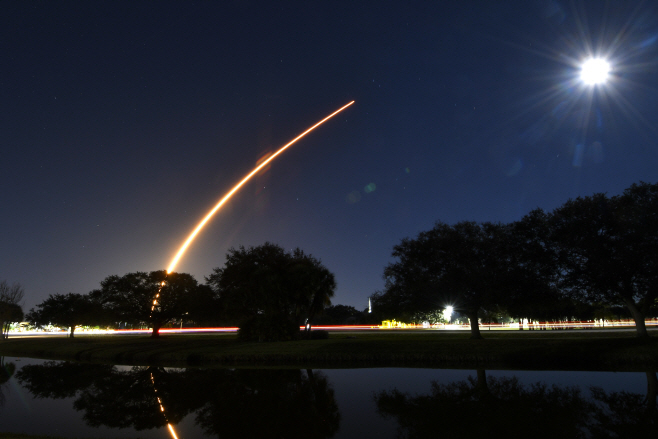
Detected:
left=3, top=0, right=658, bottom=311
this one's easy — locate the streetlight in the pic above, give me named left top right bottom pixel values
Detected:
left=443, top=306, right=453, bottom=323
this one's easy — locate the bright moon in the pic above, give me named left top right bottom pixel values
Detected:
left=580, top=58, right=610, bottom=85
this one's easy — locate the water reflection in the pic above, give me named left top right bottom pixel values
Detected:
left=5, top=360, right=657, bottom=438
left=374, top=369, right=657, bottom=438
left=589, top=371, right=658, bottom=437
left=193, top=369, right=339, bottom=438
left=17, top=362, right=195, bottom=429
left=0, top=357, right=16, bottom=408
left=15, top=361, right=340, bottom=438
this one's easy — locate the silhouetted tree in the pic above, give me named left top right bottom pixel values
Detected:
left=550, top=182, right=658, bottom=338
left=381, top=221, right=532, bottom=339
left=0, top=280, right=24, bottom=340
left=0, top=303, right=22, bottom=340
left=207, top=242, right=336, bottom=341
left=27, top=293, right=103, bottom=338
left=92, top=270, right=207, bottom=338
left=509, top=208, right=569, bottom=321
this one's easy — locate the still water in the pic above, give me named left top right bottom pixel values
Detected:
left=0, top=357, right=655, bottom=438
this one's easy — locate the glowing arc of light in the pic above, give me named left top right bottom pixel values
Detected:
left=166, top=100, right=355, bottom=273
left=167, top=424, right=179, bottom=439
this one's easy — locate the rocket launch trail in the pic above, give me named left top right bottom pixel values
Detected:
left=166, top=100, right=355, bottom=273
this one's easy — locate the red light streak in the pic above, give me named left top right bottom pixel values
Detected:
left=166, top=100, right=355, bottom=273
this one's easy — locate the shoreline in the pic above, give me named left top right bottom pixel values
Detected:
left=1, top=330, right=657, bottom=371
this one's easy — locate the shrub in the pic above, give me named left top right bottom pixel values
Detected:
left=309, top=330, right=329, bottom=340
left=238, top=314, right=300, bottom=342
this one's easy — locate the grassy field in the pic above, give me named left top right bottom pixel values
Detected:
left=0, top=435, right=98, bottom=439
left=1, top=329, right=657, bottom=371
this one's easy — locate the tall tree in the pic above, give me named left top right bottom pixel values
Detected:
left=508, top=209, right=568, bottom=321
left=206, top=242, right=336, bottom=341
left=26, top=293, right=103, bottom=338
left=381, top=221, right=525, bottom=339
left=0, top=304, right=22, bottom=340
left=549, top=182, right=658, bottom=338
left=286, top=248, right=337, bottom=333
left=0, top=280, right=24, bottom=340
left=93, top=270, right=206, bottom=338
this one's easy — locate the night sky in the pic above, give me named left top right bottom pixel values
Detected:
left=3, top=1, right=658, bottom=312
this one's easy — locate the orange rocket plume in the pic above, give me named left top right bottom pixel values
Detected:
left=166, top=100, right=354, bottom=273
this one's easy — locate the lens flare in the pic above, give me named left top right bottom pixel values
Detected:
left=166, top=100, right=354, bottom=273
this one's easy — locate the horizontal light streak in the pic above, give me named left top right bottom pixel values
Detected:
left=8, top=319, right=658, bottom=338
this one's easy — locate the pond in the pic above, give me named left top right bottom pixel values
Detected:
left=0, top=357, right=655, bottom=438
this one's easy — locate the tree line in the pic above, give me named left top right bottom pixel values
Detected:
left=372, top=181, right=658, bottom=339
left=13, top=242, right=336, bottom=341
left=2, top=180, right=656, bottom=341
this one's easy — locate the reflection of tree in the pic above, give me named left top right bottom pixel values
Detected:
left=375, top=370, right=594, bottom=438
left=376, top=370, right=658, bottom=439
left=589, top=371, right=657, bottom=438
left=0, top=357, right=16, bottom=408
left=74, top=366, right=198, bottom=430
left=15, top=361, right=340, bottom=438
left=194, top=368, right=340, bottom=439
left=16, top=362, right=195, bottom=431
left=16, top=361, right=112, bottom=398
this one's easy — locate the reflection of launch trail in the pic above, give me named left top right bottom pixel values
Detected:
left=166, top=100, right=355, bottom=273
left=150, top=372, right=180, bottom=439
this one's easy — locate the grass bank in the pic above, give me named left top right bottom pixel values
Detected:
left=0, top=435, right=92, bottom=439
left=1, top=330, right=657, bottom=371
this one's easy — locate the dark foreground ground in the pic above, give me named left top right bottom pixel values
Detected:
left=1, top=329, right=657, bottom=371
left=0, top=435, right=75, bottom=439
